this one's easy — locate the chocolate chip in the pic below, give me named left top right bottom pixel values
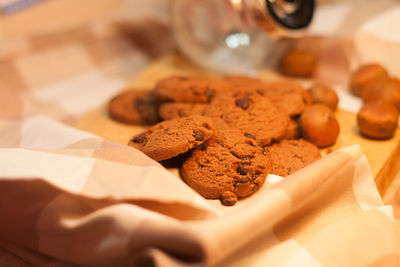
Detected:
left=237, top=164, right=249, bottom=175
left=194, top=130, right=205, bottom=141
left=202, top=123, right=211, bottom=130
left=204, top=87, right=215, bottom=102
left=245, top=140, right=256, bottom=147
left=256, top=89, right=265, bottom=96
left=244, top=133, right=256, bottom=139
left=235, top=95, right=250, bottom=110
left=236, top=177, right=250, bottom=183
left=179, top=77, right=188, bottom=81
left=133, top=133, right=147, bottom=144
left=189, top=86, right=197, bottom=91
left=252, top=171, right=262, bottom=180
left=220, top=191, right=238, bottom=206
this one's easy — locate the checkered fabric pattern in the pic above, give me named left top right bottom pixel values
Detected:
left=1, top=0, right=400, bottom=266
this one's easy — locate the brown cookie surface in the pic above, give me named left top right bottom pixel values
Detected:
left=128, top=116, right=215, bottom=161
left=182, top=123, right=271, bottom=206
left=300, top=104, right=340, bottom=147
left=350, top=63, right=388, bottom=97
left=205, top=89, right=290, bottom=146
left=309, top=84, right=339, bottom=111
left=153, top=76, right=230, bottom=103
left=362, top=77, right=400, bottom=112
left=108, top=89, right=159, bottom=125
left=158, top=102, right=207, bottom=121
left=255, top=81, right=309, bottom=117
left=284, top=118, right=301, bottom=140
left=266, top=139, right=321, bottom=177
left=279, top=50, right=317, bottom=78
left=357, top=101, right=399, bottom=139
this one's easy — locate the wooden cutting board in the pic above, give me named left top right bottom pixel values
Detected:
left=74, top=52, right=400, bottom=196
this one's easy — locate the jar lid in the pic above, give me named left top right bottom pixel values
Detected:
left=246, top=0, right=315, bottom=38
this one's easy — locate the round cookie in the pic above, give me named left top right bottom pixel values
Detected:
left=300, top=104, right=340, bottom=147
left=357, top=101, right=399, bottom=139
left=279, top=50, right=316, bottom=78
left=153, top=76, right=230, bottom=103
left=362, top=77, right=400, bottom=112
left=182, top=124, right=271, bottom=206
left=128, top=115, right=215, bottom=161
left=205, top=88, right=290, bottom=146
left=309, top=84, right=339, bottom=111
left=252, top=81, right=309, bottom=117
left=265, top=139, right=321, bottom=177
left=108, top=89, right=159, bottom=125
left=158, top=102, right=207, bottom=121
left=350, top=63, right=388, bottom=97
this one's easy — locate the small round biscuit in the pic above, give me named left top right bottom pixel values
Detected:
left=350, top=63, right=388, bottom=97
left=279, top=50, right=316, bottom=78
left=357, top=101, right=398, bottom=139
left=108, top=89, right=159, bottom=125
left=265, top=139, right=321, bottom=177
left=128, top=116, right=215, bottom=161
left=362, top=77, right=400, bottom=112
left=300, top=104, right=340, bottom=147
left=309, top=84, right=339, bottom=111
left=153, top=76, right=230, bottom=103
left=205, top=89, right=290, bottom=146
left=182, top=124, right=271, bottom=206
left=158, top=102, right=207, bottom=121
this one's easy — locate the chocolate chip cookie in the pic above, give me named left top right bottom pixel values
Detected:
left=266, top=139, right=321, bottom=177
left=128, top=115, right=215, bottom=161
left=153, top=76, right=230, bottom=103
left=182, top=123, right=271, bottom=206
left=205, top=88, right=290, bottom=146
left=108, top=89, right=159, bottom=125
left=158, top=102, right=207, bottom=121
left=258, top=82, right=309, bottom=117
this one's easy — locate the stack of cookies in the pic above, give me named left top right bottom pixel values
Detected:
left=108, top=75, right=340, bottom=205
left=350, top=64, right=400, bottom=139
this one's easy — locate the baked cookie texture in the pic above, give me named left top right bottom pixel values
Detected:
left=108, top=89, right=160, bottom=125
left=182, top=123, right=271, bottom=206
left=259, top=82, right=309, bottom=117
left=205, top=88, right=290, bottom=146
left=128, top=116, right=215, bottom=161
left=111, top=75, right=340, bottom=206
left=357, top=101, right=399, bottom=139
left=300, top=104, right=340, bottom=148
left=153, top=76, right=230, bottom=103
left=362, top=77, right=400, bottom=112
left=309, top=84, right=339, bottom=111
left=350, top=63, right=388, bottom=97
left=279, top=50, right=317, bottom=78
left=158, top=102, right=207, bottom=121
left=266, top=139, right=321, bottom=177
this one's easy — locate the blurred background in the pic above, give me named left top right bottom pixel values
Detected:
left=0, top=0, right=399, bottom=123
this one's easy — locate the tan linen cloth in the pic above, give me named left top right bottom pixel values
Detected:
left=1, top=0, right=400, bottom=266
left=0, top=119, right=397, bottom=266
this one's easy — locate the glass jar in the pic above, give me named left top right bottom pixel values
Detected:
left=171, top=0, right=315, bottom=74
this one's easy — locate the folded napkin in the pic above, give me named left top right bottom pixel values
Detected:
left=1, top=1, right=400, bottom=266
left=0, top=116, right=398, bottom=267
